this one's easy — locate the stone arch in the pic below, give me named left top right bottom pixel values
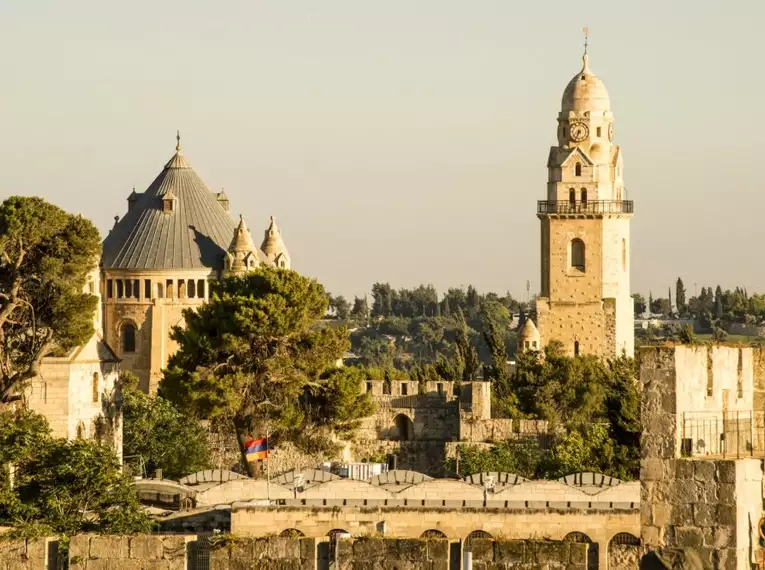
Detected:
left=120, top=321, right=137, bottom=353
left=328, top=529, right=350, bottom=539
left=280, top=529, right=305, bottom=538
left=421, top=530, right=446, bottom=539
left=570, top=238, right=585, bottom=272
left=564, top=532, right=598, bottom=570
left=394, top=413, right=414, bottom=441
left=465, top=530, right=492, bottom=552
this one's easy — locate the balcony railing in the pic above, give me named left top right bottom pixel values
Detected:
left=537, top=200, right=634, bottom=215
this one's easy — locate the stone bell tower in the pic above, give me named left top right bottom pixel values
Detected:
left=535, top=39, right=634, bottom=358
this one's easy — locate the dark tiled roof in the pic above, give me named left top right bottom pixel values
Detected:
left=102, top=149, right=237, bottom=271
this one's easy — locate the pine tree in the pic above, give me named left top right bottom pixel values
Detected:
left=649, top=291, right=654, bottom=315
left=715, top=285, right=724, bottom=320
left=676, top=278, right=687, bottom=317
left=668, top=287, right=673, bottom=316
left=442, top=296, right=451, bottom=316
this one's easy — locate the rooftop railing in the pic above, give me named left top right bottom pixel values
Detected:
left=537, top=200, right=634, bottom=215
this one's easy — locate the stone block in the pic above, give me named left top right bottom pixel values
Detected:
left=69, top=536, right=90, bottom=566
left=569, top=543, right=587, bottom=565
left=468, top=539, right=494, bottom=561
left=267, top=537, right=300, bottom=560
left=24, top=539, right=46, bottom=561
left=693, top=460, right=716, bottom=482
left=642, top=525, right=662, bottom=546
left=652, top=503, right=670, bottom=527
left=229, top=538, right=252, bottom=559
left=670, top=479, right=702, bottom=504
left=162, top=535, right=187, bottom=560
left=675, top=527, right=704, bottom=548
left=642, top=458, right=666, bottom=481
left=669, top=503, right=693, bottom=525
left=252, top=538, right=269, bottom=559
left=712, top=527, right=734, bottom=548
left=426, top=539, right=449, bottom=561
left=90, top=536, right=129, bottom=559
left=130, top=535, right=164, bottom=560
left=299, top=537, right=317, bottom=561
left=717, top=462, right=736, bottom=483
left=352, top=538, right=384, bottom=557
left=717, top=505, right=737, bottom=526
left=144, top=561, right=173, bottom=570
left=494, top=540, right=524, bottom=563
left=693, top=504, right=716, bottom=526
left=718, top=483, right=736, bottom=505
left=388, top=539, right=427, bottom=561
left=534, top=542, right=565, bottom=565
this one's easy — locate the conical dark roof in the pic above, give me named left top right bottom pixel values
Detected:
left=102, top=142, right=237, bottom=270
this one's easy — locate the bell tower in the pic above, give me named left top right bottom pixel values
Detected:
left=535, top=37, right=634, bottom=358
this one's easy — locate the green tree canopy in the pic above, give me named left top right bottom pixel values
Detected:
left=160, top=267, right=374, bottom=476
left=121, top=373, right=212, bottom=480
left=0, top=409, right=153, bottom=536
left=0, top=196, right=101, bottom=402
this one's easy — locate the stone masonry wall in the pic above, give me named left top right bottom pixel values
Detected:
left=336, top=538, right=449, bottom=570
left=68, top=534, right=192, bottom=569
left=0, top=538, right=49, bottom=569
left=209, top=537, right=316, bottom=570
left=468, top=538, right=587, bottom=570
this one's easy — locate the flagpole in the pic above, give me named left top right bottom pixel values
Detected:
left=266, top=423, right=271, bottom=503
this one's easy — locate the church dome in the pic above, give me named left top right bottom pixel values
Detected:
left=561, top=55, right=610, bottom=113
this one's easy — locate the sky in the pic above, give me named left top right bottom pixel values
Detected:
left=1, top=0, right=763, bottom=301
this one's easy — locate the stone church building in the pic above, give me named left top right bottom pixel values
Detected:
left=100, top=135, right=290, bottom=392
left=531, top=48, right=635, bottom=358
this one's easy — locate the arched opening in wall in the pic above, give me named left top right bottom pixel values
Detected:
left=465, top=530, right=492, bottom=552
left=188, top=280, right=196, bottom=299
left=76, top=422, right=85, bottom=439
left=132, top=280, right=140, bottom=298
left=570, top=239, right=585, bottom=272
left=280, top=529, right=305, bottom=538
left=394, top=414, right=414, bottom=441
left=580, top=188, right=587, bottom=207
left=575, top=162, right=582, bottom=176
left=564, top=532, right=598, bottom=570
left=569, top=188, right=576, bottom=208
left=178, top=280, right=187, bottom=299
left=608, top=533, right=640, bottom=570
left=197, top=280, right=205, bottom=299
left=92, top=373, right=100, bottom=403
left=121, top=322, right=136, bottom=353
left=116, top=280, right=124, bottom=298
left=421, top=530, right=447, bottom=539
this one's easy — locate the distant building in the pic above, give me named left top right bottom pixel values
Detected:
left=532, top=43, right=634, bottom=358
left=100, top=134, right=290, bottom=392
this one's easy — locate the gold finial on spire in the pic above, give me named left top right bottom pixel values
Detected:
left=176, top=130, right=182, bottom=152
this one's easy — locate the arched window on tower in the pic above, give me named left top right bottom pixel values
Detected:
left=569, top=189, right=576, bottom=209
left=121, top=323, right=136, bottom=353
left=570, top=239, right=585, bottom=272
left=575, top=163, right=582, bottom=176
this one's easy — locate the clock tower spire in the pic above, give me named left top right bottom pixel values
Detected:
left=535, top=39, right=634, bottom=358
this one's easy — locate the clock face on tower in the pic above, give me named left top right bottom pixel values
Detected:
left=608, top=123, right=614, bottom=141
left=569, top=123, right=588, bottom=143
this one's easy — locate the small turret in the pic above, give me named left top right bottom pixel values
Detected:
left=517, top=319, right=541, bottom=353
left=224, top=214, right=260, bottom=275
left=260, top=216, right=290, bottom=269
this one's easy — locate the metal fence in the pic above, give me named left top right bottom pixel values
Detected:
left=681, top=410, right=765, bottom=458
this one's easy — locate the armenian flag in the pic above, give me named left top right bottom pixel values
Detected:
left=244, top=438, right=269, bottom=462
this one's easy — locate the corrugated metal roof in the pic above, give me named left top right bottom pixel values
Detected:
left=102, top=147, right=237, bottom=271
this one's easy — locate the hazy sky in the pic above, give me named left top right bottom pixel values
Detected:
left=1, top=1, right=762, bottom=301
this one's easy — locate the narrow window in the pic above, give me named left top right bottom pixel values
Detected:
left=116, top=280, right=124, bottom=298
left=178, top=281, right=186, bottom=299
left=106, top=280, right=113, bottom=299
left=622, top=239, right=627, bottom=272
left=366, top=382, right=372, bottom=393
left=166, top=279, right=174, bottom=298
left=133, top=280, right=140, bottom=298
left=401, top=383, right=408, bottom=396
left=581, top=189, right=587, bottom=206
left=76, top=422, right=85, bottom=439
left=524, top=341, right=530, bottom=349
left=575, top=163, right=582, bottom=176
left=197, top=279, right=205, bottom=299
left=570, top=239, right=585, bottom=272
left=596, top=126, right=602, bottom=137
left=188, top=279, right=196, bottom=299
left=437, top=383, right=443, bottom=395
left=532, top=341, right=538, bottom=348
left=144, top=279, right=151, bottom=299
left=122, top=323, right=136, bottom=353
left=88, top=280, right=96, bottom=294
left=569, top=188, right=576, bottom=208
left=92, top=373, right=100, bottom=403
left=574, top=341, right=580, bottom=356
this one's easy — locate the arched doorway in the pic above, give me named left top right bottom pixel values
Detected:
left=464, top=530, right=492, bottom=552
left=608, top=533, right=639, bottom=569
left=280, top=528, right=305, bottom=538
left=421, top=529, right=447, bottom=539
left=394, top=414, right=414, bottom=441
left=564, top=532, right=598, bottom=570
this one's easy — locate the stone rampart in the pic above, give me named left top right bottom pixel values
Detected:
left=0, top=538, right=49, bottom=569
left=68, top=534, right=192, bottom=569
left=209, top=536, right=316, bottom=570
left=468, top=538, right=587, bottom=570
left=336, top=538, right=449, bottom=570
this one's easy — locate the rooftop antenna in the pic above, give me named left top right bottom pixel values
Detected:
left=583, top=26, right=589, bottom=56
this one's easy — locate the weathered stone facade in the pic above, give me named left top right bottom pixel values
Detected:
left=68, top=534, right=193, bottom=570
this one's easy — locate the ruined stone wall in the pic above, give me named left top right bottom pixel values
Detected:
left=469, top=538, right=587, bottom=570
left=336, top=538, right=449, bottom=570
left=209, top=537, right=316, bottom=570
left=0, top=538, right=49, bottom=569
left=68, top=534, right=192, bottom=569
